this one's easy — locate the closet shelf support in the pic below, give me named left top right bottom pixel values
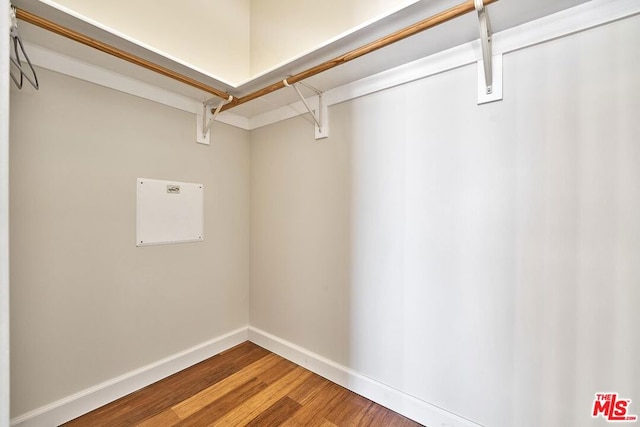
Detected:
left=476, top=0, right=492, bottom=94
left=283, top=79, right=329, bottom=140
left=475, top=0, right=502, bottom=104
left=197, top=95, right=233, bottom=145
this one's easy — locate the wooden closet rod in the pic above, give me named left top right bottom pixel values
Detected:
left=14, top=8, right=232, bottom=100
left=220, top=0, right=497, bottom=112
left=16, top=0, right=496, bottom=112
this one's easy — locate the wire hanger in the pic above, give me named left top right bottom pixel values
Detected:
left=9, top=5, right=39, bottom=90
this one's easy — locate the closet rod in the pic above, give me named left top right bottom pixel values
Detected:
left=16, top=0, right=496, bottom=112
left=14, top=8, right=231, bottom=100
left=220, top=0, right=497, bottom=112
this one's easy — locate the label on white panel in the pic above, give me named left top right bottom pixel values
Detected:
left=136, top=178, right=204, bottom=246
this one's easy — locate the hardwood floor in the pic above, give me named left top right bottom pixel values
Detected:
left=62, top=341, right=422, bottom=426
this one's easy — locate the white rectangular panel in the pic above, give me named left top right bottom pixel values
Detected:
left=136, top=178, right=204, bottom=246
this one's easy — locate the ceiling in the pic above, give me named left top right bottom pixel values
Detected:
left=13, top=0, right=592, bottom=119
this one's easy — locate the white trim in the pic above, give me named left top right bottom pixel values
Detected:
left=247, top=0, right=640, bottom=130
left=1, top=0, right=11, bottom=425
left=21, top=42, right=250, bottom=131
left=248, top=327, right=483, bottom=427
left=492, top=0, right=640, bottom=55
left=24, top=42, right=198, bottom=113
left=10, top=327, right=249, bottom=427
left=213, top=110, right=250, bottom=131
left=248, top=38, right=477, bottom=130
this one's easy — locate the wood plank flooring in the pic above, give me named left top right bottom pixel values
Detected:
left=62, top=341, right=423, bottom=426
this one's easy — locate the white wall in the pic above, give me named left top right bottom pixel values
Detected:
left=1, top=1, right=11, bottom=425
left=47, top=0, right=252, bottom=83
left=250, top=14, right=640, bottom=427
left=9, top=67, right=250, bottom=417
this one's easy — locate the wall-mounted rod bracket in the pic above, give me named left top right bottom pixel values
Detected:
left=283, top=79, right=329, bottom=140
left=197, top=95, right=233, bottom=145
left=475, top=0, right=502, bottom=104
left=475, top=0, right=493, bottom=94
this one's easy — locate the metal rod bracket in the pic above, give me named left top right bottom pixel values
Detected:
left=475, top=0, right=492, bottom=94
left=284, top=79, right=329, bottom=140
left=197, top=95, right=233, bottom=145
left=475, top=0, right=502, bottom=104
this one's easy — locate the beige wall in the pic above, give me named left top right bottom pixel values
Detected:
left=49, top=0, right=252, bottom=82
left=249, top=15, right=640, bottom=427
left=250, top=0, right=416, bottom=75
left=9, top=67, right=250, bottom=416
left=250, top=116, right=352, bottom=362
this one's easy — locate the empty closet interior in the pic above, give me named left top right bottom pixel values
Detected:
left=4, top=0, right=640, bottom=426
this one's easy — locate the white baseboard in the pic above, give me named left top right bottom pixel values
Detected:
left=248, top=326, right=483, bottom=427
left=11, top=325, right=483, bottom=427
left=10, top=326, right=249, bottom=427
